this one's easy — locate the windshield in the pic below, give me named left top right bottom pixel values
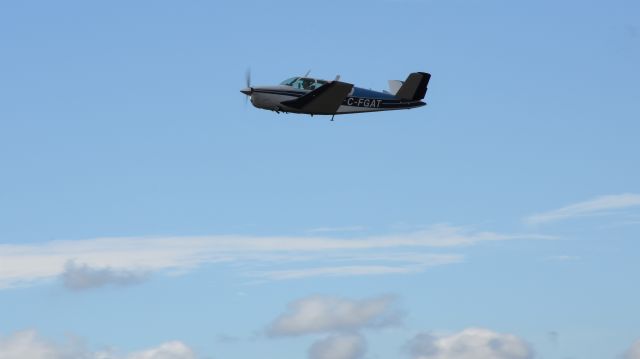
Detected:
left=280, top=77, right=299, bottom=86
left=281, top=77, right=328, bottom=90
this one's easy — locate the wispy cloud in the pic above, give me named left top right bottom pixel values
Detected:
left=307, top=226, right=367, bottom=234
left=524, top=193, right=640, bottom=225
left=0, top=225, right=546, bottom=290
left=216, top=334, right=241, bottom=343
left=253, top=253, right=463, bottom=281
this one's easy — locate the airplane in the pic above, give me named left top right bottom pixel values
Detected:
left=240, top=71, right=431, bottom=120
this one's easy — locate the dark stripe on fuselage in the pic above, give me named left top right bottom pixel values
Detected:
left=342, top=97, right=425, bottom=110
left=252, top=89, right=305, bottom=97
left=378, top=101, right=425, bottom=109
left=253, top=87, right=425, bottom=111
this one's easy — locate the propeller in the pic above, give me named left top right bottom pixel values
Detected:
left=241, top=68, right=253, bottom=104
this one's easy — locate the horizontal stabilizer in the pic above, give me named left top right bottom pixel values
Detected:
left=282, top=81, right=354, bottom=115
left=388, top=80, right=403, bottom=95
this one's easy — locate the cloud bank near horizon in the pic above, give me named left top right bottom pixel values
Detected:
left=0, top=330, right=196, bottom=359
left=406, top=328, right=534, bottom=359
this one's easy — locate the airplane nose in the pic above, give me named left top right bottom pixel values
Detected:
left=240, top=87, right=253, bottom=96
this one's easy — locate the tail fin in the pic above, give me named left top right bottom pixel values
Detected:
left=395, top=72, right=431, bottom=101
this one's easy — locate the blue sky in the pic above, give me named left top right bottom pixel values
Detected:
left=1, top=0, right=639, bottom=358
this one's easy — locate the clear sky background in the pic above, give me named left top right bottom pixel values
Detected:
left=1, top=1, right=639, bottom=359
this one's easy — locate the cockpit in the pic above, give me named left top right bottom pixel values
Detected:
left=280, top=77, right=328, bottom=90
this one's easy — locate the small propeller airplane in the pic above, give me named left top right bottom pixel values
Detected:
left=241, top=71, right=431, bottom=120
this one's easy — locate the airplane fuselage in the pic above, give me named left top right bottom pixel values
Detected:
left=249, top=85, right=425, bottom=115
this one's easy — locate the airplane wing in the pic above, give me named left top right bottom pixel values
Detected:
left=282, top=81, right=354, bottom=115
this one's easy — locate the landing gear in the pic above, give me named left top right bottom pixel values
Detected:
left=331, top=115, right=335, bottom=121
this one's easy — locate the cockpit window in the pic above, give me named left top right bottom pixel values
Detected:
left=313, top=80, right=328, bottom=89
left=281, top=77, right=329, bottom=90
left=280, top=77, right=299, bottom=86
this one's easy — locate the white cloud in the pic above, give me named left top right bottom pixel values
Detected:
left=126, top=341, right=196, bottom=359
left=267, top=295, right=400, bottom=336
left=308, top=334, right=366, bottom=359
left=61, top=260, right=148, bottom=290
left=406, top=328, right=533, bottom=359
left=0, top=330, right=196, bottom=359
left=0, top=225, right=545, bottom=290
left=525, top=193, right=640, bottom=225
left=0, top=330, right=63, bottom=359
left=626, top=338, right=640, bottom=359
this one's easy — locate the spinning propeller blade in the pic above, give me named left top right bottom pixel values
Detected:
left=242, top=68, right=253, bottom=105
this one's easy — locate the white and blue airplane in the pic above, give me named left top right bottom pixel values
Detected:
left=240, top=71, right=431, bottom=120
